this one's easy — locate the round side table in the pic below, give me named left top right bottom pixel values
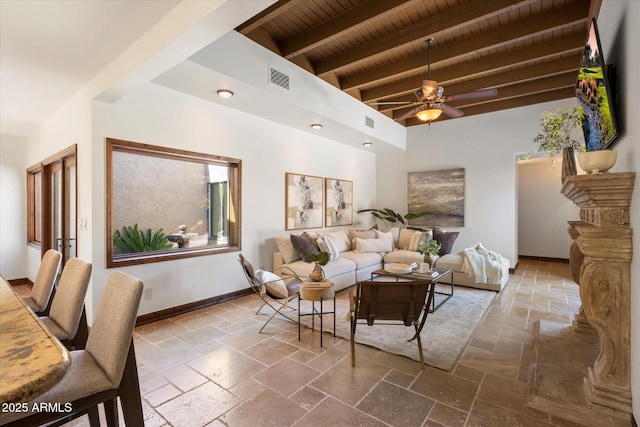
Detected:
left=298, top=280, right=336, bottom=347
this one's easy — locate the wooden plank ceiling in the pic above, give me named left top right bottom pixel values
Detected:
left=236, top=0, right=601, bottom=127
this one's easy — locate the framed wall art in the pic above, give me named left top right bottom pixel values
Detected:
left=285, top=173, right=323, bottom=230
left=325, top=178, right=353, bottom=227
left=408, top=168, right=465, bottom=227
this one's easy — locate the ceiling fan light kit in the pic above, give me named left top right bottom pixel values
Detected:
left=379, top=37, right=497, bottom=124
left=416, top=108, right=442, bottom=121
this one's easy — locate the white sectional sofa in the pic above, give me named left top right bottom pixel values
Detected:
left=273, top=228, right=510, bottom=292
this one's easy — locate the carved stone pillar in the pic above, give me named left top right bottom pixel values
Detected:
left=561, top=172, right=635, bottom=416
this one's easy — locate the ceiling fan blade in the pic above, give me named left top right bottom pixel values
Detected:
left=395, top=106, right=423, bottom=122
left=441, top=104, right=464, bottom=118
left=443, top=88, right=498, bottom=103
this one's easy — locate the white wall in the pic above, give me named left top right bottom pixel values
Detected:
left=517, top=159, right=578, bottom=258
left=376, top=98, right=579, bottom=267
left=91, top=83, right=377, bottom=315
left=0, top=134, right=28, bottom=279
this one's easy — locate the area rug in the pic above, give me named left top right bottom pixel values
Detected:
left=299, top=283, right=496, bottom=371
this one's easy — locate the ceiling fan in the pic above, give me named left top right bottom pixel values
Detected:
left=372, top=38, right=498, bottom=123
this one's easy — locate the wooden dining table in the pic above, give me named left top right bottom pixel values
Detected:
left=0, top=275, right=70, bottom=404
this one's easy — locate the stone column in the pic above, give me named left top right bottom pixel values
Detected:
left=561, top=172, right=635, bottom=416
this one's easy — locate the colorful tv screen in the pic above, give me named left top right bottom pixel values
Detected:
left=575, top=18, right=619, bottom=151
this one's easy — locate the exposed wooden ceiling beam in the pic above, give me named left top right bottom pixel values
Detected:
left=281, top=0, right=408, bottom=59
left=361, top=32, right=584, bottom=102
left=314, top=0, right=530, bottom=76
left=340, top=1, right=589, bottom=90
left=374, top=57, right=581, bottom=112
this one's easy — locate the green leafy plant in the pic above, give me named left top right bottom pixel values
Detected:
left=307, top=251, right=330, bottom=266
left=112, top=224, right=173, bottom=253
left=357, top=208, right=431, bottom=230
left=417, top=239, right=441, bottom=256
left=523, top=106, right=585, bottom=167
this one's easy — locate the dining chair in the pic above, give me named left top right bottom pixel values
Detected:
left=0, top=270, right=144, bottom=427
left=349, top=280, right=434, bottom=369
left=21, top=249, right=62, bottom=315
left=238, top=253, right=301, bottom=333
left=39, top=257, right=92, bottom=350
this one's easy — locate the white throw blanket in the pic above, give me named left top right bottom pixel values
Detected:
left=461, top=243, right=508, bottom=285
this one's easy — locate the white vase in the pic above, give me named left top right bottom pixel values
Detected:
left=577, top=150, right=618, bottom=174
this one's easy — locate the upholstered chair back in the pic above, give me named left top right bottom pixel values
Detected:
left=29, top=249, right=62, bottom=311
left=85, top=270, right=143, bottom=388
left=47, top=258, right=92, bottom=339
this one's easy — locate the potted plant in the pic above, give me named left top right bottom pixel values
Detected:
left=526, top=106, right=584, bottom=182
left=307, top=251, right=330, bottom=281
left=417, top=239, right=441, bottom=270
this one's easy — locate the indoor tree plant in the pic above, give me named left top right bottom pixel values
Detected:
left=527, top=106, right=584, bottom=182
left=357, top=208, right=431, bottom=230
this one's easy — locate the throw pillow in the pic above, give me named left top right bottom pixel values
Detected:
left=354, top=237, right=393, bottom=253
left=398, top=228, right=421, bottom=250
left=255, top=270, right=288, bottom=299
left=375, top=230, right=395, bottom=248
left=388, top=227, right=401, bottom=248
left=433, top=229, right=460, bottom=256
left=323, top=230, right=351, bottom=252
left=275, top=234, right=300, bottom=264
left=290, top=232, right=319, bottom=262
left=348, top=229, right=376, bottom=242
left=316, top=234, right=340, bottom=261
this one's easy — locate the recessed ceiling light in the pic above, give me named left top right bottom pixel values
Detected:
left=362, top=141, right=373, bottom=147
left=310, top=123, right=323, bottom=129
left=217, top=89, right=234, bottom=98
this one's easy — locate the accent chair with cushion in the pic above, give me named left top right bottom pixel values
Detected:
left=238, top=253, right=302, bottom=333
left=0, top=270, right=144, bottom=427
left=21, top=249, right=62, bottom=315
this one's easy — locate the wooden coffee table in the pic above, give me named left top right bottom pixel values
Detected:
left=371, top=266, right=454, bottom=313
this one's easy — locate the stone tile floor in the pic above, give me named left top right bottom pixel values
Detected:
left=65, top=258, right=595, bottom=426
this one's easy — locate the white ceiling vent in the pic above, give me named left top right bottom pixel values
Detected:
left=269, top=67, right=290, bottom=90
left=365, top=116, right=374, bottom=129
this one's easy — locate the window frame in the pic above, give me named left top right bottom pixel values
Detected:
left=106, top=138, right=242, bottom=268
left=27, top=164, right=42, bottom=247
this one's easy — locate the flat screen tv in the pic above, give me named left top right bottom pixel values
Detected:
left=576, top=18, right=619, bottom=151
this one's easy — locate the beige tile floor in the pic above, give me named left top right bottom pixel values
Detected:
left=63, top=259, right=595, bottom=426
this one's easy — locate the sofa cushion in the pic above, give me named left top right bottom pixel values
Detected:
left=348, top=229, right=376, bottom=246
left=291, top=232, right=319, bottom=262
left=323, top=230, right=351, bottom=252
left=340, top=250, right=383, bottom=270
left=316, top=234, right=340, bottom=261
left=433, top=229, right=459, bottom=256
left=354, top=236, right=393, bottom=253
left=275, top=235, right=300, bottom=264
left=283, top=258, right=355, bottom=280
left=388, top=227, right=401, bottom=248
left=434, top=252, right=463, bottom=271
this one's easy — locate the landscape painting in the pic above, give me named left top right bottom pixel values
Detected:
left=285, top=173, right=323, bottom=230
left=408, top=168, right=464, bottom=227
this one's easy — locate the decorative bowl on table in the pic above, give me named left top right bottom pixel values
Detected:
left=383, top=263, right=413, bottom=274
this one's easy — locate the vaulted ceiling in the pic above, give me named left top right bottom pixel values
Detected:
left=236, top=0, right=602, bottom=127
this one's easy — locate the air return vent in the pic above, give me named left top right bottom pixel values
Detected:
left=365, top=116, right=374, bottom=129
left=269, top=67, right=290, bottom=90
